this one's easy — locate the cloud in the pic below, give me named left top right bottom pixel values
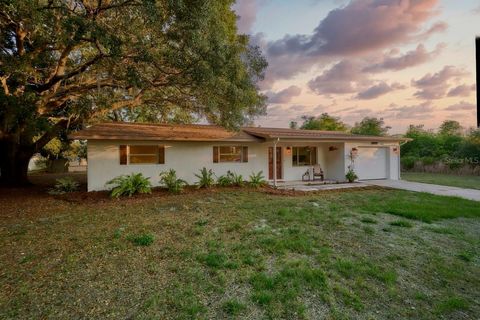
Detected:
left=473, top=5, right=480, bottom=15
left=363, top=43, right=445, bottom=73
left=444, top=101, right=476, bottom=111
left=386, top=102, right=434, bottom=119
left=356, top=82, right=406, bottom=100
left=262, top=0, right=444, bottom=87
left=447, top=84, right=476, bottom=97
left=233, top=0, right=262, bottom=34
left=267, top=86, right=302, bottom=104
left=256, top=104, right=308, bottom=127
left=308, top=60, right=370, bottom=95
left=417, top=21, right=448, bottom=40
left=412, top=66, right=469, bottom=100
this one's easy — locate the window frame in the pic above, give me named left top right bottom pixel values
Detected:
left=213, top=146, right=248, bottom=163
left=292, top=146, right=317, bottom=167
left=119, top=145, right=165, bottom=165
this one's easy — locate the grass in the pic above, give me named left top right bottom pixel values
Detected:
left=1, top=188, right=479, bottom=319
left=127, top=233, right=155, bottom=246
left=402, top=172, right=480, bottom=190
left=353, top=190, right=480, bottom=222
left=390, top=220, right=413, bottom=228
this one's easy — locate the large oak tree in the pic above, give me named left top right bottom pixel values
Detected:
left=0, top=0, right=267, bottom=185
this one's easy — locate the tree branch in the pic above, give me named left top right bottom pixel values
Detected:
left=34, top=119, right=73, bottom=152
left=0, top=76, right=10, bottom=95
left=33, top=53, right=105, bottom=93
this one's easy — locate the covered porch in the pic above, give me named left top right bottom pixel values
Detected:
left=266, top=141, right=347, bottom=186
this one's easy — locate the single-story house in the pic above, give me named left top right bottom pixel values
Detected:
left=70, top=122, right=410, bottom=191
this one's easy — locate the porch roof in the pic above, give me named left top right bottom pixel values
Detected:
left=243, top=127, right=410, bottom=142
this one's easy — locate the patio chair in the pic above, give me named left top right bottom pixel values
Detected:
left=312, top=164, right=324, bottom=181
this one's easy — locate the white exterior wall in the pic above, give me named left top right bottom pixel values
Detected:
left=325, top=143, right=346, bottom=181
left=86, top=139, right=401, bottom=191
left=87, top=140, right=269, bottom=191
left=344, top=142, right=400, bottom=180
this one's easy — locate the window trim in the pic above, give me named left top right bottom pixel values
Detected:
left=292, top=146, right=317, bottom=167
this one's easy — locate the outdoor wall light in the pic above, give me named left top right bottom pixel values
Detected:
left=286, top=147, right=292, bottom=155
left=351, top=147, right=358, bottom=156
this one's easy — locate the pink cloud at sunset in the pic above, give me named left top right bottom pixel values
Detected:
left=233, top=0, right=479, bottom=133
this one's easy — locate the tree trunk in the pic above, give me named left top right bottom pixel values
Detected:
left=0, top=139, right=34, bottom=187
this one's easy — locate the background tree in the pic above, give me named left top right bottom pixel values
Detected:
left=0, top=0, right=267, bottom=185
left=401, top=122, right=480, bottom=172
left=300, top=113, right=349, bottom=131
left=289, top=121, right=298, bottom=129
left=438, top=120, right=463, bottom=136
left=351, top=117, right=391, bottom=136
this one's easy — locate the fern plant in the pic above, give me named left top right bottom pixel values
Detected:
left=159, top=169, right=187, bottom=193
left=48, top=177, right=80, bottom=195
left=195, top=167, right=215, bottom=188
left=248, top=171, right=266, bottom=188
left=106, top=173, right=152, bottom=198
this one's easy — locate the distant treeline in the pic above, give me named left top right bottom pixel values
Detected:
left=401, top=121, right=480, bottom=175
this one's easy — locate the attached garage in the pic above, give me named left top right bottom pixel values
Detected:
left=355, top=147, right=389, bottom=180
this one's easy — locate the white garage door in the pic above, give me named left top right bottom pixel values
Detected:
left=355, top=147, right=388, bottom=180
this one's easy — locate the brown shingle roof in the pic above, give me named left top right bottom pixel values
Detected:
left=69, top=122, right=410, bottom=142
left=69, top=122, right=261, bottom=142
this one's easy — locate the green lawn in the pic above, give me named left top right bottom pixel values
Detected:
left=402, top=172, right=480, bottom=190
left=1, top=188, right=479, bottom=319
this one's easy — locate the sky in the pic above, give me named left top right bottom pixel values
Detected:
left=233, top=0, right=480, bottom=133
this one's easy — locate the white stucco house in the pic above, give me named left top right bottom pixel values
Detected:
left=70, top=122, right=409, bottom=191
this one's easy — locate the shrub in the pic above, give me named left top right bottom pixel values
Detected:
left=106, top=173, right=152, bottom=198
left=401, top=156, right=416, bottom=170
left=421, top=156, right=436, bottom=166
left=217, top=171, right=234, bottom=187
left=127, top=233, right=154, bottom=246
left=231, top=172, right=244, bottom=187
left=345, top=167, right=358, bottom=183
left=195, top=167, right=215, bottom=188
left=160, top=169, right=187, bottom=193
left=249, top=171, right=266, bottom=188
left=48, top=177, right=80, bottom=195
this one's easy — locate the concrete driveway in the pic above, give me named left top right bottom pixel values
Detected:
left=364, top=179, right=480, bottom=202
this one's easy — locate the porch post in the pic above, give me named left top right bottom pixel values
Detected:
left=273, top=138, right=279, bottom=187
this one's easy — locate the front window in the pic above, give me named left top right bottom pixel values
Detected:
left=129, top=145, right=159, bottom=164
left=218, top=146, right=243, bottom=162
left=292, top=147, right=317, bottom=166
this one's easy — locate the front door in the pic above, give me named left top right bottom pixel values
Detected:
left=268, top=147, right=282, bottom=180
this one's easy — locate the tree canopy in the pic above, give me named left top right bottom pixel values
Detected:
left=351, top=117, right=390, bottom=136
left=0, top=0, right=267, bottom=184
left=300, top=113, right=349, bottom=131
